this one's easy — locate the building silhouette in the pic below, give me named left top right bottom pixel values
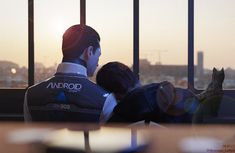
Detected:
left=196, top=51, right=204, bottom=78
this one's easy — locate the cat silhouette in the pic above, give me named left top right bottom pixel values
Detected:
left=197, top=68, right=225, bottom=101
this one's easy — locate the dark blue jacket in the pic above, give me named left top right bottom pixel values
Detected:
left=108, top=83, right=199, bottom=123
left=24, top=63, right=117, bottom=122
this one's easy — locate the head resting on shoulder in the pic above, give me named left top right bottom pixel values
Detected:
left=96, top=62, right=140, bottom=101
left=62, top=24, right=101, bottom=77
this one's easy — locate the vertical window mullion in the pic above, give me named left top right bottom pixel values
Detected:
left=80, top=0, right=86, bottom=25
left=28, top=0, right=34, bottom=86
left=133, top=0, right=139, bottom=79
left=188, top=0, right=194, bottom=89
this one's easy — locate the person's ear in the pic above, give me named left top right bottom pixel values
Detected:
left=82, top=46, right=94, bottom=60
left=87, top=46, right=94, bottom=57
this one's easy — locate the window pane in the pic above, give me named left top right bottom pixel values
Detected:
left=140, top=0, right=188, bottom=88
left=87, top=0, right=133, bottom=81
left=195, top=0, right=235, bottom=89
left=0, top=0, right=28, bottom=88
left=34, top=0, right=80, bottom=83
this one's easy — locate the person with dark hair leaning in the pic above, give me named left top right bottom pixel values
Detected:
left=24, top=24, right=117, bottom=123
left=96, top=62, right=200, bottom=124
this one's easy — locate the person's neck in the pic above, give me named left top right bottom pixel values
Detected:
left=62, top=58, right=87, bottom=67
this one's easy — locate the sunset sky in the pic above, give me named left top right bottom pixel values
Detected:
left=1, top=0, right=235, bottom=70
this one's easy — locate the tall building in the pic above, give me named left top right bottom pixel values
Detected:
left=197, top=51, right=204, bottom=78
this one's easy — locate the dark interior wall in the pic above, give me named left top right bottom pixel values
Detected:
left=0, top=89, right=26, bottom=121
left=1, top=89, right=235, bottom=122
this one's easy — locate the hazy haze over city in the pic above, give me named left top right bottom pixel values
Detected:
left=1, top=0, right=235, bottom=70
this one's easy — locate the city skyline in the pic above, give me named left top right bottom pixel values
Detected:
left=2, top=57, right=235, bottom=89
left=1, top=0, right=235, bottom=70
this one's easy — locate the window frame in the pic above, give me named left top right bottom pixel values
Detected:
left=2, top=0, right=235, bottom=120
left=27, top=0, right=195, bottom=89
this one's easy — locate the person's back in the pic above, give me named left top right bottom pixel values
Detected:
left=24, top=25, right=117, bottom=122
left=25, top=73, right=110, bottom=122
left=108, top=83, right=160, bottom=123
left=108, top=82, right=198, bottom=123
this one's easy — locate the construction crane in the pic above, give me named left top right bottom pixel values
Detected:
left=141, top=50, right=167, bottom=65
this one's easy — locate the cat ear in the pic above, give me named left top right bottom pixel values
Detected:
left=213, top=67, right=217, bottom=72
left=221, top=68, right=224, bottom=72
left=220, top=68, right=225, bottom=75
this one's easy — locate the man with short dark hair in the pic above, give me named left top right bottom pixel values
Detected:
left=24, top=24, right=117, bottom=123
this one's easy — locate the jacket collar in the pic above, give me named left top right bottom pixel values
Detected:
left=56, top=62, right=87, bottom=77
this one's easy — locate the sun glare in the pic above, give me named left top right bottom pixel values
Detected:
left=53, top=21, right=68, bottom=37
left=11, top=68, right=16, bottom=74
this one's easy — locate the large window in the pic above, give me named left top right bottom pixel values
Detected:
left=195, top=0, right=235, bottom=89
left=87, top=0, right=133, bottom=81
left=2, top=0, right=235, bottom=90
left=0, top=0, right=28, bottom=88
left=34, top=0, right=80, bottom=83
left=140, top=0, right=188, bottom=88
